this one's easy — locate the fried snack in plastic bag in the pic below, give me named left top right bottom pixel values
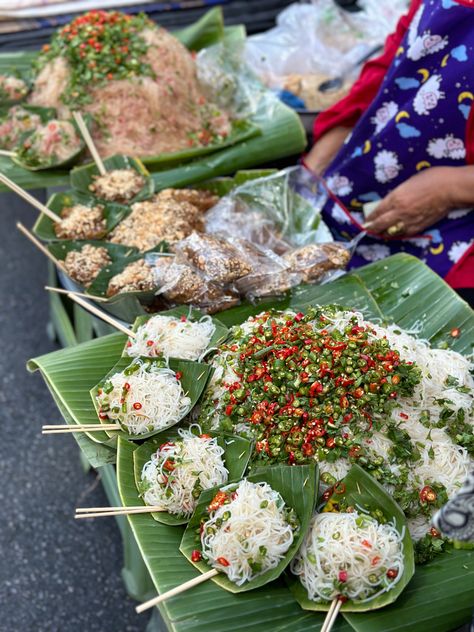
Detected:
left=173, top=232, right=253, bottom=284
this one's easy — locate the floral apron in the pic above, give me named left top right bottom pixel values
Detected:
left=321, top=0, right=474, bottom=277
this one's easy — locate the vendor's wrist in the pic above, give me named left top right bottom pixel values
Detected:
left=444, top=166, right=474, bottom=209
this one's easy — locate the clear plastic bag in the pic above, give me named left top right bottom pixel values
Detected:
left=205, top=166, right=333, bottom=251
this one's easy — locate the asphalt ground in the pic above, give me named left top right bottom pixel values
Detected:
left=0, top=192, right=147, bottom=632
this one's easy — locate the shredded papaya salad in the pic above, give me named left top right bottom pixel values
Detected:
left=200, top=306, right=473, bottom=562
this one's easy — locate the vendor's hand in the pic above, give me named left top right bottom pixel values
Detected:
left=365, top=167, right=458, bottom=237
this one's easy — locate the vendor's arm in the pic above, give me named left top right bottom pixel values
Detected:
left=306, top=0, right=422, bottom=173
left=365, top=166, right=474, bottom=236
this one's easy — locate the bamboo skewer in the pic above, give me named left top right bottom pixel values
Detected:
left=321, top=598, right=343, bottom=632
left=0, top=172, right=61, bottom=223
left=42, top=424, right=120, bottom=434
left=76, top=505, right=161, bottom=512
left=75, top=506, right=164, bottom=519
left=0, top=149, right=16, bottom=157
left=45, top=285, right=108, bottom=303
left=136, top=569, right=219, bottom=613
left=66, top=292, right=137, bottom=338
left=17, top=223, right=67, bottom=272
left=72, top=111, right=106, bottom=176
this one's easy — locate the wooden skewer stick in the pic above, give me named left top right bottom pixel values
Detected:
left=17, top=223, right=67, bottom=272
left=42, top=423, right=119, bottom=429
left=321, top=598, right=343, bottom=632
left=76, top=505, right=160, bottom=512
left=72, top=111, right=106, bottom=176
left=75, top=506, right=164, bottom=519
left=136, top=569, right=219, bottom=613
left=66, top=292, right=137, bottom=338
left=42, top=424, right=120, bottom=434
left=0, top=149, right=16, bottom=157
left=0, top=172, right=61, bottom=223
left=45, top=285, right=109, bottom=303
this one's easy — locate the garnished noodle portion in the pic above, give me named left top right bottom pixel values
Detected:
left=291, top=512, right=404, bottom=603
left=140, top=427, right=228, bottom=517
left=96, top=358, right=191, bottom=435
left=126, top=313, right=216, bottom=360
left=200, top=480, right=298, bottom=585
left=200, top=306, right=473, bottom=559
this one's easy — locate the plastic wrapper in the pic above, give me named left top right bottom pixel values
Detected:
left=205, top=166, right=333, bottom=251
left=244, top=1, right=408, bottom=111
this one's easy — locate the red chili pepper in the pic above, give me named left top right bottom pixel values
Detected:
left=180, top=315, right=187, bottom=322
left=146, top=340, right=154, bottom=347
left=343, top=413, right=353, bottom=424
left=163, top=459, right=175, bottom=472
left=217, top=557, right=230, bottom=567
left=430, top=527, right=440, bottom=538
left=340, top=396, right=349, bottom=409
left=326, top=437, right=336, bottom=449
left=208, top=490, right=228, bottom=512
left=191, top=550, right=202, bottom=562
left=354, top=387, right=364, bottom=399
left=175, top=371, right=182, bottom=380
left=386, top=568, right=398, bottom=580
left=200, top=434, right=212, bottom=439
left=361, top=539, right=372, bottom=548
left=399, top=412, right=409, bottom=420
left=419, top=486, right=437, bottom=503
left=123, top=382, right=130, bottom=391
left=294, top=312, right=304, bottom=322
left=371, top=556, right=381, bottom=566
left=334, top=482, right=346, bottom=495
left=450, top=327, right=460, bottom=338
left=338, top=570, right=348, bottom=582
left=98, top=412, right=108, bottom=420
left=225, top=405, right=234, bottom=416
left=133, top=402, right=142, bottom=410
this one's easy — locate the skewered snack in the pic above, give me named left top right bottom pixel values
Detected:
left=175, top=233, right=252, bottom=284
left=139, top=428, right=228, bottom=518
left=0, top=106, right=41, bottom=150
left=126, top=313, right=216, bottom=360
left=16, top=119, right=83, bottom=168
left=197, top=480, right=299, bottom=585
left=64, top=244, right=111, bottom=287
left=88, top=168, right=146, bottom=204
left=96, top=358, right=191, bottom=435
left=54, top=203, right=106, bottom=240
left=30, top=11, right=231, bottom=158
left=0, top=75, right=28, bottom=102
left=291, top=511, right=404, bottom=604
left=109, top=194, right=201, bottom=251
left=106, top=259, right=156, bottom=297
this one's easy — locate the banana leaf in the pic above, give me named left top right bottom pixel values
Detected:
left=70, top=154, right=154, bottom=203
left=215, top=274, right=383, bottom=328
left=0, top=9, right=305, bottom=193
left=287, top=465, right=414, bottom=613
left=33, top=189, right=130, bottom=241
left=141, top=120, right=260, bottom=169
left=126, top=306, right=229, bottom=359
left=180, top=464, right=317, bottom=593
left=90, top=356, right=212, bottom=443
left=117, top=437, right=331, bottom=632
left=354, top=253, right=473, bottom=355
left=131, top=431, right=253, bottom=525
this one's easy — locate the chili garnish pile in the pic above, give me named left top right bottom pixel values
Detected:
left=200, top=307, right=421, bottom=466
left=36, top=11, right=154, bottom=106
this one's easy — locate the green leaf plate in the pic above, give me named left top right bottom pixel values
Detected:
left=287, top=465, right=414, bottom=612
left=131, top=430, right=253, bottom=525
left=180, top=463, right=318, bottom=593
left=90, top=356, right=213, bottom=443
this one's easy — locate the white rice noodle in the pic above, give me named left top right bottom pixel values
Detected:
left=407, top=515, right=431, bottom=541
left=141, top=427, right=228, bottom=516
left=201, top=479, right=295, bottom=585
left=291, top=512, right=405, bottom=603
left=96, top=361, right=191, bottom=435
left=127, top=314, right=216, bottom=360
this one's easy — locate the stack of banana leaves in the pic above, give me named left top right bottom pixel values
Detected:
left=29, top=253, right=474, bottom=632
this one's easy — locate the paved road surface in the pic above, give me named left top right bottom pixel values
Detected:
left=0, top=192, right=147, bottom=632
